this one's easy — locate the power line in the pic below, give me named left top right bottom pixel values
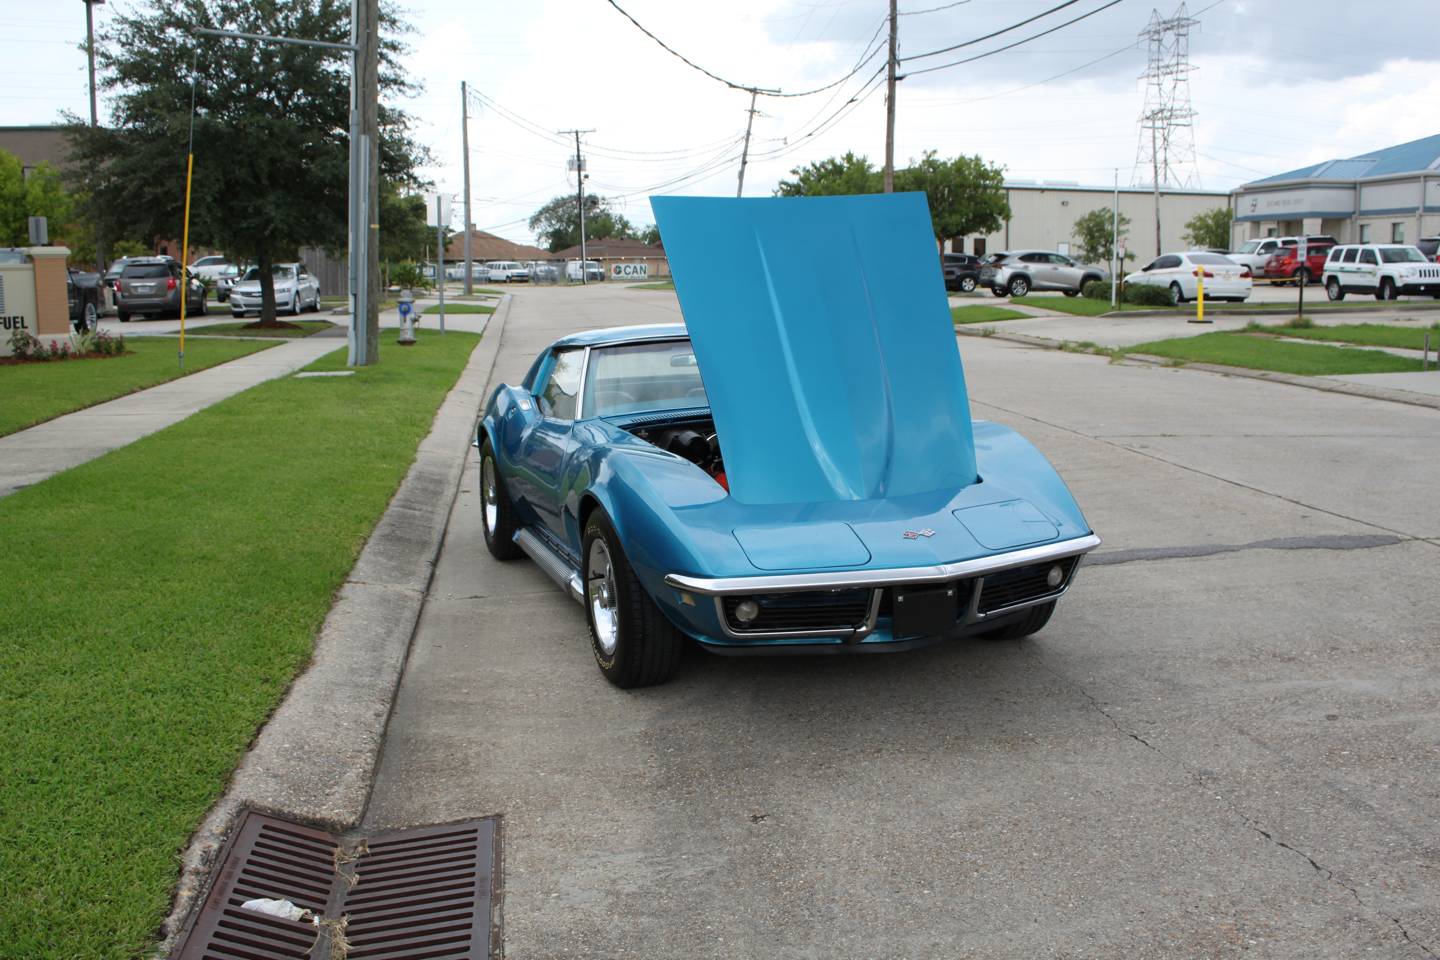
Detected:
left=907, top=41, right=1135, bottom=103
left=599, top=0, right=891, bottom=98
left=900, top=0, right=1086, bottom=62
left=899, top=0, right=972, bottom=15
left=902, top=0, right=1127, bottom=78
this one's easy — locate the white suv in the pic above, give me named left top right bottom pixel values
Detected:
left=1322, top=244, right=1440, bottom=301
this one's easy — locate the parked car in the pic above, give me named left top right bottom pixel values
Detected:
left=1416, top=236, right=1440, bottom=263
left=1125, top=252, right=1252, bottom=304
left=1261, top=243, right=1333, bottom=284
left=565, top=259, right=604, bottom=282
left=1322, top=244, right=1440, bottom=301
left=1228, top=237, right=1285, bottom=274
left=67, top=267, right=103, bottom=332
left=100, top=256, right=154, bottom=315
left=528, top=261, right=560, bottom=284
left=114, top=257, right=205, bottom=322
left=941, top=253, right=982, bottom=293
left=483, top=260, right=529, bottom=283
left=228, top=263, right=321, bottom=316
left=477, top=194, right=1099, bottom=687
left=188, top=255, right=234, bottom=283
left=980, top=250, right=1108, bottom=298
left=213, top=263, right=242, bottom=302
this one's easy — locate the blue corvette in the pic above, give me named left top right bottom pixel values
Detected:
left=476, top=193, right=1099, bottom=687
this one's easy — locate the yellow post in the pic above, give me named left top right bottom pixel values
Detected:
left=1188, top=266, right=1211, bottom=324
left=178, top=152, right=194, bottom=368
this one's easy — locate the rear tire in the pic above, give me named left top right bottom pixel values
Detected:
left=583, top=510, right=684, bottom=688
left=1063, top=290, right=1079, bottom=297
left=979, top=601, right=1056, bottom=641
left=1007, top=276, right=1030, bottom=297
left=82, top=302, right=98, bottom=332
left=960, top=276, right=977, bottom=293
left=1327, top=278, right=1345, bottom=301
left=118, top=310, right=130, bottom=323
left=478, top=439, right=522, bottom=561
left=1169, top=282, right=1185, bottom=305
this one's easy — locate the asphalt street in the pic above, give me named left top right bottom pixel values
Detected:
left=364, top=283, right=1440, bottom=959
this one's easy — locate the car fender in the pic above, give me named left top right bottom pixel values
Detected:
left=972, top=420, right=1090, bottom=536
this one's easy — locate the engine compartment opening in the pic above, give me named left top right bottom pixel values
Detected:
left=625, top=415, right=728, bottom=491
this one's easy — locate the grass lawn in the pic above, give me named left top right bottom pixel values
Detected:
left=1130, top=331, right=1423, bottom=376
left=951, top=304, right=1028, bottom=324
left=635, top=280, right=675, bottom=291
left=423, top=302, right=494, bottom=315
left=0, top=328, right=480, bottom=958
left=1250, top=322, right=1440, bottom=351
left=185, top=320, right=335, bottom=338
left=0, top=337, right=277, bottom=438
left=1020, top=296, right=1134, bottom=317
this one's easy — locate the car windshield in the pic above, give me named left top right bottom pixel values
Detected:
left=1379, top=247, right=1425, bottom=263
left=585, top=340, right=707, bottom=417
left=242, top=266, right=296, bottom=280
left=1236, top=241, right=1261, bottom=254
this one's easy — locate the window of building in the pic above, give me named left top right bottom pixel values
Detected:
left=1359, top=224, right=1371, bottom=243
left=1265, top=227, right=1277, bottom=237
left=972, top=238, right=986, bottom=256
left=1391, top=222, right=1405, bottom=243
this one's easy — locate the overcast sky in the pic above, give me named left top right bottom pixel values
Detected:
left=4, top=0, right=1438, bottom=245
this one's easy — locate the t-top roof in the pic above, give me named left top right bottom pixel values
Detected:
left=1247, top=133, right=1440, bottom=186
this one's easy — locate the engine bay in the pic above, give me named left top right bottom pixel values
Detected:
left=626, top=417, right=728, bottom=490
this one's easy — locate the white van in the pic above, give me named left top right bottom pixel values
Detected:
left=486, top=261, right=529, bottom=283
left=565, top=260, right=604, bottom=282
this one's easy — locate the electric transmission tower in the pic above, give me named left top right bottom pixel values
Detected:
left=1134, top=3, right=1199, bottom=253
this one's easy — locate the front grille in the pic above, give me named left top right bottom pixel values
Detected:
left=722, top=589, right=872, bottom=633
left=977, top=557, right=1077, bottom=614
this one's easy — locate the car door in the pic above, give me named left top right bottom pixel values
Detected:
left=1018, top=252, right=1050, bottom=289
left=515, top=347, right=586, bottom=545
left=1051, top=253, right=1084, bottom=290
left=1356, top=248, right=1379, bottom=291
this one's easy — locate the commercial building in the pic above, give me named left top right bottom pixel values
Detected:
left=950, top=181, right=1230, bottom=263
left=1230, top=134, right=1440, bottom=247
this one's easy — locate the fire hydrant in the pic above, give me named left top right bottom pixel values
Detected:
left=397, top=289, right=416, bottom=345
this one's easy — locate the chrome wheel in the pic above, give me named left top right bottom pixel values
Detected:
left=480, top=456, right=498, bottom=535
left=587, top=538, right=619, bottom=657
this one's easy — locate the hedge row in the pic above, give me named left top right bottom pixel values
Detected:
left=1081, top=279, right=1175, bottom=307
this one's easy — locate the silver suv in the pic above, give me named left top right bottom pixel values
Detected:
left=980, top=250, right=1108, bottom=298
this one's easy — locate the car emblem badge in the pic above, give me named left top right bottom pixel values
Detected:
left=902, top=528, right=935, bottom=540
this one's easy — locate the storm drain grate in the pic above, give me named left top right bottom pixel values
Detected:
left=176, top=810, right=498, bottom=960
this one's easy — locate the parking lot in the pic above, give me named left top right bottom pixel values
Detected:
left=360, top=282, right=1440, bottom=958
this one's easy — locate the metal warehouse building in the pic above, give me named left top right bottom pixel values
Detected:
left=949, top=181, right=1230, bottom=264
left=1230, top=133, right=1440, bottom=247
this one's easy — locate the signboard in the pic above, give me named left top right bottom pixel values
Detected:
left=427, top=193, right=452, bottom=229
left=0, top=264, right=38, bottom=358
left=610, top=262, right=650, bottom=281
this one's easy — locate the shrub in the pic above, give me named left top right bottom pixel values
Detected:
left=390, top=261, right=431, bottom=292
left=1124, top=283, right=1175, bottom=307
left=8, top=328, right=125, bottom=362
left=1081, top=279, right=1112, bottom=300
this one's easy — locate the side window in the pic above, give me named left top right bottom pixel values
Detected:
left=1327, top=248, right=1341, bottom=262
left=1359, top=249, right=1378, bottom=265
left=1155, top=255, right=1182, bottom=270
left=1019, top=253, right=1042, bottom=263
left=1342, top=248, right=1358, bottom=263
left=1143, top=258, right=1162, bottom=271
left=538, top=349, right=584, bottom=421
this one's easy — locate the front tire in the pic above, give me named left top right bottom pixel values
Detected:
left=82, top=302, right=98, bottom=332
left=1007, top=276, right=1030, bottom=297
left=118, top=310, right=130, bottom=323
left=1376, top=278, right=1396, bottom=301
left=979, top=601, right=1055, bottom=641
left=479, top=439, right=522, bottom=560
left=1326, top=278, right=1345, bottom=301
left=583, top=511, right=684, bottom=688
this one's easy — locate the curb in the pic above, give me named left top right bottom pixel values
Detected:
left=1083, top=301, right=1440, bottom=319
left=956, top=326, right=1440, bottom=413
left=158, top=294, right=515, bottom=955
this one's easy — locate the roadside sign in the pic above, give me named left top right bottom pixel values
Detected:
left=611, top=262, right=650, bottom=281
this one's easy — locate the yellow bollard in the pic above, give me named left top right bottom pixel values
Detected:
left=1187, top=266, right=1212, bottom=324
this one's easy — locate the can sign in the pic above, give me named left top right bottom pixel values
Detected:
left=610, top=263, right=650, bottom=281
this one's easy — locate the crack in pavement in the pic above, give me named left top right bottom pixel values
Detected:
left=1087, top=533, right=1407, bottom=566
left=1021, top=645, right=1440, bottom=958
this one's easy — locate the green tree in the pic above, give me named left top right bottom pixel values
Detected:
left=528, top=194, right=635, bottom=252
left=1183, top=206, right=1234, bottom=250
left=0, top=151, right=76, bottom=247
left=637, top=223, right=661, bottom=246
left=66, top=0, right=429, bottom=326
left=1071, top=207, right=1131, bottom=266
left=775, top=151, right=882, bottom=197
left=894, top=151, right=1010, bottom=243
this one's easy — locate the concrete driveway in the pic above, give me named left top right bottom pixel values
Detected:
left=364, top=283, right=1440, bottom=958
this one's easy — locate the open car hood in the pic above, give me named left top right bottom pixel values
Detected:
left=651, top=193, right=976, bottom=506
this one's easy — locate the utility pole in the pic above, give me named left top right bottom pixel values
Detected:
left=354, top=0, right=380, bottom=364
left=84, top=0, right=105, bottom=271
left=736, top=87, right=778, bottom=197
left=1151, top=123, right=1161, bottom=257
left=560, top=129, right=594, bottom=282
left=461, top=80, right=473, bottom=296
left=1112, top=168, right=1120, bottom=309
left=883, top=0, right=898, bottom=193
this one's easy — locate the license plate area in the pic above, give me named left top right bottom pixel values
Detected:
left=892, top=583, right=962, bottom=638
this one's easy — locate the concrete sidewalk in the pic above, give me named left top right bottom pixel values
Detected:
left=0, top=331, right=345, bottom=498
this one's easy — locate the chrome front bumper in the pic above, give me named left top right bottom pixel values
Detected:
left=665, top=533, right=1102, bottom=641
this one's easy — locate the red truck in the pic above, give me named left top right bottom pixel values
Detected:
left=1263, top=244, right=1334, bottom=285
